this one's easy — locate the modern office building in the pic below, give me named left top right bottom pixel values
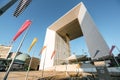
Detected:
left=40, top=2, right=110, bottom=70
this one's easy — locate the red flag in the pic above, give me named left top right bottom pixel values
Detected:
left=51, top=50, right=56, bottom=59
left=13, top=20, right=32, bottom=41
left=40, top=46, right=47, bottom=54
left=109, top=45, right=115, bottom=56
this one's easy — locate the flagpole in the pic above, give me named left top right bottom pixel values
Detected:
left=54, top=51, right=57, bottom=76
left=111, top=45, right=120, bottom=67
left=112, top=54, right=120, bottom=67
left=65, top=53, right=69, bottom=77
left=41, top=46, right=47, bottom=78
left=9, top=41, right=14, bottom=47
left=25, top=50, right=35, bottom=80
left=3, top=27, right=30, bottom=80
left=114, top=45, right=120, bottom=67
left=54, top=57, right=56, bottom=76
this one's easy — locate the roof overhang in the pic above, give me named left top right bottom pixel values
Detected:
left=48, top=2, right=83, bottom=40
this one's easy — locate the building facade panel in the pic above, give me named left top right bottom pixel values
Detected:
left=54, top=33, right=71, bottom=65
left=40, top=29, right=56, bottom=69
left=0, top=45, right=12, bottom=59
left=78, top=3, right=110, bottom=59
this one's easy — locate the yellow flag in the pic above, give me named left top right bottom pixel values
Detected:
left=28, top=38, right=38, bottom=52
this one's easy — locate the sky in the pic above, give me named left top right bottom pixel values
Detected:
left=0, top=0, right=120, bottom=58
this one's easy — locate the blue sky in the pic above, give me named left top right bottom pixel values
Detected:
left=0, top=0, right=120, bottom=58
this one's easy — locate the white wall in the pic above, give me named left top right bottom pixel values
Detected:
left=78, top=3, right=110, bottom=59
left=40, top=29, right=56, bottom=69
left=40, top=29, right=71, bottom=70
left=40, top=2, right=110, bottom=70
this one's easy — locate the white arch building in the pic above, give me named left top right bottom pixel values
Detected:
left=40, top=2, right=110, bottom=70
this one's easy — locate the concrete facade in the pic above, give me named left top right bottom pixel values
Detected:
left=40, top=2, right=110, bottom=70
left=0, top=45, right=12, bottom=59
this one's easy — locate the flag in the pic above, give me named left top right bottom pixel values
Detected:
left=28, top=38, right=38, bottom=52
left=51, top=50, right=56, bottom=59
left=109, top=45, right=115, bottom=56
left=40, top=46, right=47, bottom=54
left=0, top=0, right=18, bottom=16
left=13, top=20, right=32, bottom=41
left=93, top=50, right=100, bottom=58
left=13, top=0, right=32, bottom=17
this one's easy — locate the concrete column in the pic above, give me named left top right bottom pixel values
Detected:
left=65, top=34, right=71, bottom=57
left=77, top=3, right=110, bottom=60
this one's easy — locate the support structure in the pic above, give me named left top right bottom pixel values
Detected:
left=40, top=2, right=110, bottom=70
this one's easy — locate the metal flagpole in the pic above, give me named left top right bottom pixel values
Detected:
left=54, top=56, right=56, bottom=76
left=25, top=50, right=35, bottom=80
left=112, top=45, right=120, bottom=67
left=112, top=54, right=120, bottom=67
left=3, top=27, right=30, bottom=80
left=65, top=53, right=69, bottom=76
left=41, top=46, right=47, bottom=78
left=114, top=45, right=120, bottom=67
